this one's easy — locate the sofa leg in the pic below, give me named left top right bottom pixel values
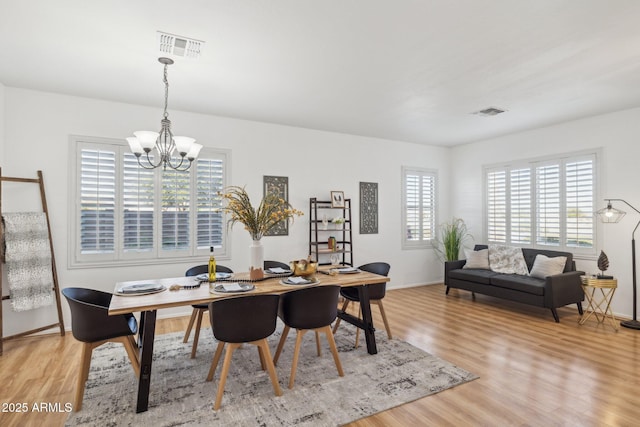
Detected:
left=550, top=308, right=560, bottom=323
left=577, top=303, right=584, bottom=315
left=445, top=286, right=450, bottom=295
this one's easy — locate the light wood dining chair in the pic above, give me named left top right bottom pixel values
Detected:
left=273, top=285, right=344, bottom=389
left=183, top=264, right=233, bottom=358
left=62, top=287, right=140, bottom=411
left=332, top=262, right=392, bottom=348
left=206, top=294, right=282, bottom=410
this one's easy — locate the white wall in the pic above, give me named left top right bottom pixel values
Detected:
left=1, top=87, right=450, bottom=335
left=0, top=82, right=4, bottom=165
left=451, top=107, right=640, bottom=319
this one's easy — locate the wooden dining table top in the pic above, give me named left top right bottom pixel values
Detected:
left=109, top=268, right=389, bottom=315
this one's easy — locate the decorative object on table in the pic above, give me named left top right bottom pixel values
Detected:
left=328, top=236, right=336, bottom=251
left=64, top=327, right=477, bottom=427
left=322, top=214, right=328, bottom=230
left=331, top=190, right=345, bottom=208
left=331, top=216, right=345, bottom=229
left=596, top=198, right=640, bottom=330
left=596, top=250, right=614, bottom=279
left=220, top=186, right=303, bottom=279
left=125, top=57, right=202, bottom=171
left=434, top=218, right=471, bottom=261
left=359, top=181, right=379, bottom=234
left=208, top=246, right=216, bottom=285
left=289, top=258, right=317, bottom=280
left=263, top=176, right=289, bottom=236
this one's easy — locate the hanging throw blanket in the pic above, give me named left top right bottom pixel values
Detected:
left=3, top=212, right=54, bottom=312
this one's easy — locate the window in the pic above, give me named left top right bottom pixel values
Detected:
left=402, top=167, right=437, bottom=249
left=484, top=151, right=597, bottom=255
left=70, top=136, right=229, bottom=267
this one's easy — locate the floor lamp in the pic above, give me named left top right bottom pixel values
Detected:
left=596, top=199, right=640, bottom=329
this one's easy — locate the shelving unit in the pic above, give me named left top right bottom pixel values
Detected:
left=309, top=197, right=353, bottom=266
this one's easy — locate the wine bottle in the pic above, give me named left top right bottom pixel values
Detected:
left=208, top=246, right=216, bottom=283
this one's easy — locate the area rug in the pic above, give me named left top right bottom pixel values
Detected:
left=66, top=323, right=477, bottom=426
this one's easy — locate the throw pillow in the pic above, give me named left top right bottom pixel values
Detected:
left=529, top=254, right=567, bottom=279
left=463, top=249, right=490, bottom=270
left=488, top=245, right=529, bottom=275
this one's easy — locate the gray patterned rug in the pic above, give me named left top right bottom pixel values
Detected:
left=66, top=322, right=477, bottom=426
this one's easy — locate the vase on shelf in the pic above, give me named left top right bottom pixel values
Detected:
left=250, top=239, right=264, bottom=280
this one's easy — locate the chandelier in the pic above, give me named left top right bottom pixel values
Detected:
left=126, top=57, right=202, bottom=171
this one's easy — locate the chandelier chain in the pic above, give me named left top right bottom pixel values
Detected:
left=163, top=63, right=170, bottom=120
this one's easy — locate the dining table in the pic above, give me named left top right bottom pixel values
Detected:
left=108, top=267, right=390, bottom=413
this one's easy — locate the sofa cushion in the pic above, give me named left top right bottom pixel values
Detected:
left=463, top=248, right=490, bottom=270
left=522, top=248, right=573, bottom=272
left=448, top=268, right=501, bottom=285
left=529, top=254, right=567, bottom=279
left=488, top=245, right=529, bottom=275
left=490, top=274, right=546, bottom=296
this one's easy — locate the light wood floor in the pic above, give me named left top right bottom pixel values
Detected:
left=1, top=284, right=638, bottom=426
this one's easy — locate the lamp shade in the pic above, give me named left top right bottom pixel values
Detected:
left=173, top=136, right=196, bottom=155
left=134, top=131, right=160, bottom=151
left=596, top=202, right=626, bottom=223
left=126, top=137, right=144, bottom=155
left=186, top=143, right=203, bottom=160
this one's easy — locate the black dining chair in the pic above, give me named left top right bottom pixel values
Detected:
left=332, top=262, right=392, bottom=348
left=62, top=287, right=140, bottom=411
left=264, top=260, right=291, bottom=271
left=206, top=294, right=282, bottom=410
left=273, top=285, right=344, bottom=389
left=183, top=264, right=234, bottom=358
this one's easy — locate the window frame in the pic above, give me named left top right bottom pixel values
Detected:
left=68, top=135, right=231, bottom=269
left=401, top=166, right=438, bottom=250
left=483, top=149, right=599, bottom=257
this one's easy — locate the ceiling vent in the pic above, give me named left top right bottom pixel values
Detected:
left=157, top=31, right=204, bottom=59
left=472, top=107, right=506, bottom=117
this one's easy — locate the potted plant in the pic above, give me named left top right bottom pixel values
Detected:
left=434, top=218, right=470, bottom=261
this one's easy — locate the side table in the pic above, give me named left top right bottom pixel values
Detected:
left=580, top=277, right=618, bottom=330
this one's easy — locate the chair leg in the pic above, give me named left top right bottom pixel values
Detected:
left=119, top=335, right=141, bottom=377
left=273, top=325, right=290, bottom=366
left=183, top=308, right=198, bottom=343
left=354, top=304, right=362, bottom=348
left=213, top=343, right=240, bottom=410
left=258, top=346, right=266, bottom=371
left=206, top=341, right=225, bottom=382
left=322, top=325, right=344, bottom=377
left=315, top=330, right=322, bottom=357
left=255, top=339, right=282, bottom=397
left=332, top=300, right=350, bottom=334
left=288, top=329, right=307, bottom=389
left=191, top=309, right=204, bottom=359
left=375, top=300, right=392, bottom=339
left=74, top=342, right=95, bottom=411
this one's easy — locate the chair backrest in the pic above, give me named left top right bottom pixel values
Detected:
left=264, top=260, right=290, bottom=270
left=357, top=262, right=391, bottom=300
left=279, top=285, right=340, bottom=329
left=62, top=287, right=137, bottom=343
left=185, top=264, right=233, bottom=276
left=209, top=294, right=280, bottom=343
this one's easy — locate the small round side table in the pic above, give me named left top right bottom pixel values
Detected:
left=580, top=276, right=618, bottom=331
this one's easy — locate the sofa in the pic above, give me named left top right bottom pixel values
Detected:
left=445, top=245, right=584, bottom=322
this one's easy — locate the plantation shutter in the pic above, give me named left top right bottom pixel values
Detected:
left=122, top=153, right=154, bottom=252
left=161, top=165, right=191, bottom=251
left=403, top=168, right=436, bottom=246
left=487, top=170, right=507, bottom=243
left=80, top=148, right=116, bottom=254
left=565, top=157, right=594, bottom=248
left=510, top=168, right=531, bottom=244
left=536, top=164, right=561, bottom=246
left=196, top=158, right=225, bottom=249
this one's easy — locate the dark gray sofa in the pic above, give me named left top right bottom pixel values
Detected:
left=445, top=245, right=584, bottom=322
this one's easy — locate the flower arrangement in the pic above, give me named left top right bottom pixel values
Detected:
left=331, top=217, right=345, bottom=224
left=219, top=186, right=303, bottom=240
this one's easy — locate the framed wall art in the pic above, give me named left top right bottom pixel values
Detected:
left=359, top=182, right=378, bottom=234
left=263, top=175, right=289, bottom=236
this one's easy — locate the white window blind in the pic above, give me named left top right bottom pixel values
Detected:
left=71, top=136, right=229, bottom=267
left=80, top=149, right=116, bottom=254
left=484, top=152, right=596, bottom=255
left=402, top=167, right=436, bottom=248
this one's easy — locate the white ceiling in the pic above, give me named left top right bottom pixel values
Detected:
left=2, top=1, right=640, bottom=146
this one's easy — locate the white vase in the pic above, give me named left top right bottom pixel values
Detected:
left=250, top=239, right=264, bottom=279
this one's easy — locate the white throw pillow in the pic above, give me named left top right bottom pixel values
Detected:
left=529, top=254, right=567, bottom=279
left=463, top=249, right=490, bottom=270
left=488, top=245, right=529, bottom=275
